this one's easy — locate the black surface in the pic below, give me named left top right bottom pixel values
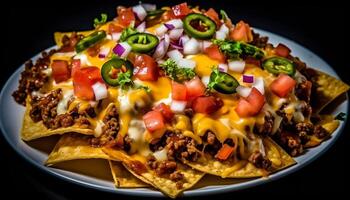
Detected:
left=1, top=0, right=348, bottom=199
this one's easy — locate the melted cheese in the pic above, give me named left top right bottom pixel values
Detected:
left=134, top=77, right=172, bottom=102
left=190, top=54, right=219, bottom=77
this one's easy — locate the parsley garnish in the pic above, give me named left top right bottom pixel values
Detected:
left=207, top=67, right=223, bottom=91
left=117, top=71, right=133, bottom=90
left=136, top=85, right=152, bottom=93
left=120, top=23, right=137, bottom=42
left=94, top=13, right=108, bottom=28
left=335, top=112, right=346, bottom=121
left=160, top=59, right=196, bottom=82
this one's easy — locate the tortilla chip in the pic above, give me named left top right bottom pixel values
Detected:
left=305, top=115, right=340, bottom=147
left=102, top=147, right=205, bottom=198
left=54, top=30, right=94, bottom=47
left=307, top=69, right=349, bottom=113
left=21, top=99, right=94, bottom=141
left=46, top=134, right=109, bottom=165
left=184, top=137, right=296, bottom=178
left=109, top=160, right=148, bottom=188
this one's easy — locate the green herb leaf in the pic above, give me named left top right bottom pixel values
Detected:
left=335, top=112, right=346, bottom=121
left=220, top=10, right=228, bottom=21
left=160, top=59, right=196, bottom=82
left=117, top=70, right=134, bottom=90
left=212, top=39, right=264, bottom=59
left=94, top=13, right=108, bottom=28
left=120, top=23, right=137, bottom=42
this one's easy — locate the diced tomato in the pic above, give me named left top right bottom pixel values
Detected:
left=117, top=7, right=135, bottom=27
left=143, top=111, right=165, bottom=132
left=172, top=81, right=187, bottom=101
left=71, top=59, right=81, bottom=77
left=235, top=98, right=254, bottom=117
left=51, top=60, right=70, bottom=83
left=72, top=60, right=103, bottom=100
left=134, top=54, right=159, bottom=81
left=270, top=74, right=296, bottom=98
left=172, top=2, right=191, bottom=18
left=185, top=77, right=206, bottom=99
left=153, top=103, right=174, bottom=121
left=246, top=88, right=265, bottom=114
left=235, top=88, right=265, bottom=117
left=204, top=45, right=226, bottom=63
left=275, top=43, right=291, bottom=58
left=192, top=96, right=223, bottom=114
left=108, top=23, right=123, bottom=34
left=229, top=20, right=253, bottom=43
left=205, top=8, right=221, bottom=27
left=215, top=144, right=234, bottom=160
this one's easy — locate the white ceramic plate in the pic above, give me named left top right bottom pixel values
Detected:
left=0, top=29, right=348, bottom=197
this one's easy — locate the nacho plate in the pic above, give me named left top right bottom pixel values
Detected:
left=0, top=2, right=348, bottom=198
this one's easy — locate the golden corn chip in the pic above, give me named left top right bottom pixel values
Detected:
left=109, top=160, right=148, bottom=188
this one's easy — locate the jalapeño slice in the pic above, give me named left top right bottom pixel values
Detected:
left=262, top=57, right=295, bottom=76
left=209, top=70, right=240, bottom=94
left=183, top=13, right=216, bottom=39
left=126, top=33, right=159, bottom=53
left=75, top=30, right=106, bottom=53
left=101, top=58, right=134, bottom=86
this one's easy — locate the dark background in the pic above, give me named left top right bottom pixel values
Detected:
left=1, top=0, right=348, bottom=199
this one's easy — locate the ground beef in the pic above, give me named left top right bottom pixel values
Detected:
left=314, top=125, right=329, bottom=139
left=250, top=31, right=269, bottom=48
left=12, top=50, right=56, bottom=105
left=59, top=32, right=82, bottom=52
left=295, top=80, right=312, bottom=103
left=254, top=113, right=274, bottom=136
left=90, top=105, right=121, bottom=147
left=248, top=151, right=272, bottom=170
left=147, top=156, right=184, bottom=183
left=289, top=56, right=307, bottom=72
left=276, top=131, right=303, bottom=156
left=202, top=131, right=222, bottom=156
left=184, top=108, right=194, bottom=118
left=165, top=131, right=200, bottom=162
left=30, top=89, right=62, bottom=127
left=29, top=89, right=91, bottom=129
left=295, top=122, right=313, bottom=144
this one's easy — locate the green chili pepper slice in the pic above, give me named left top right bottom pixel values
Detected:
left=183, top=13, right=216, bottom=39
left=126, top=33, right=159, bottom=53
left=147, top=9, right=166, bottom=17
left=262, top=57, right=295, bottom=76
left=75, top=30, right=106, bottom=53
left=101, top=58, right=134, bottom=86
left=240, top=43, right=265, bottom=59
left=209, top=69, right=240, bottom=94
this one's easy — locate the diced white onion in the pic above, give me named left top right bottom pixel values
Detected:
left=252, top=77, right=265, bottom=94
left=200, top=41, right=212, bottom=52
left=183, top=38, right=200, bottom=55
left=236, top=86, right=252, bottom=98
left=132, top=5, right=147, bottom=21
left=165, top=19, right=183, bottom=29
left=153, top=149, right=168, bottom=161
left=179, top=35, right=190, bottom=46
left=98, top=46, right=110, bottom=59
left=136, top=21, right=146, bottom=32
left=113, top=42, right=132, bottom=58
left=272, top=115, right=283, bottom=134
left=293, top=111, right=305, bottom=123
left=228, top=60, right=245, bottom=73
left=141, top=3, right=156, bottom=11
left=42, top=68, right=52, bottom=76
left=219, top=24, right=229, bottom=35
left=170, top=100, right=187, bottom=113
left=155, top=25, right=168, bottom=36
left=218, top=63, right=228, bottom=72
left=215, top=31, right=227, bottom=40
left=169, top=28, right=183, bottom=40
left=92, top=82, right=108, bottom=101
left=111, top=32, right=121, bottom=41
left=177, top=58, right=196, bottom=69
left=167, top=49, right=183, bottom=61
left=201, top=76, right=210, bottom=86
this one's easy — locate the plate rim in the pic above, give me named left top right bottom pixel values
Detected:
left=0, top=28, right=348, bottom=197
